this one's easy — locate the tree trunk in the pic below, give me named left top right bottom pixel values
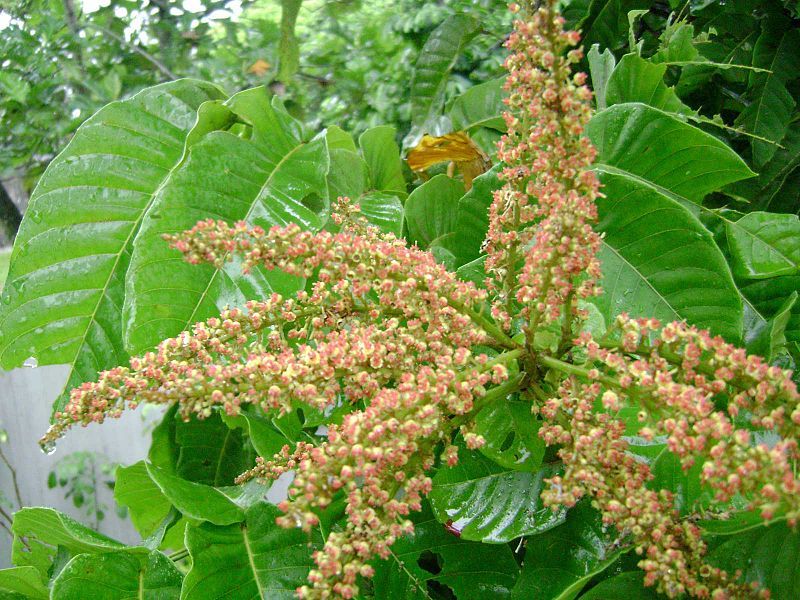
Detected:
left=0, top=181, right=22, bottom=245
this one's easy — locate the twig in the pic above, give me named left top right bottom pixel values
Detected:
left=85, top=24, right=177, bottom=80
left=0, top=445, right=23, bottom=508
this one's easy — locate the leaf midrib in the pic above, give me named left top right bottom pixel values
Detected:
left=182, top=140, right=308, bottom=329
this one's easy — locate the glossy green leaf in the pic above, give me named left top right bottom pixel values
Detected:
left=587, top=44, right=616, bottom=111
left=222, top=411, right=295, bottom=458
left=604, top=54, right=692, bottom=114
left=372, top=504, right=520, bottom=600
left=474, top=398, right=544, bottom=471
left=0, top=80, right=224, bottom=413
left=359, top=192, right=405, bottom=237
left=726, top=212, right=800, bottom=279
left=511, top=502, right=627, bottom=600
left=0, top=566, right=48, bottom=599
left=181, top=501, right=314, bottom=600
left=580, top=572, right=659, bottom=599
left=456, top=256, right=488, bottom=287
left=747, top=291, right=798, bottom=362
left=123, top=88, right=326, bottom=355
left=594, top=172, right=743, bottom=342
left=325, top=125, right=356, bottom=153
left=410, top=15, right=479, bottom=129
left=588, top=103, right=755, bottom=204
left=453, top=164, right=502, bottom=267
left=114, top=460, right=172, bottom=539
left=449, top=77, right=506, bottom=132
left=51, top=550, right=182, bottom=600
left=700, top=510, right=783, bottom=537
left=405, top=174, right=463, bottom=248
left=146, top=463, right=245, bottom=526
left=359, top=125, right=406, bottom=196
left=579, top=0, right=651, bottom=53
left=11, top=507, right=139, bottom=577
left=430, top=451, right=565, bottom=543
left=708, top=521, right=800, bottom=598
left=735, top=21, right=800, bottom=167
left=740, top=276, right=800, bottom=347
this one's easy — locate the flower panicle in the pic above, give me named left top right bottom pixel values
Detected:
left=484, top=0, right=602, bottom=327
left=539, top=314, right=799, bottom=598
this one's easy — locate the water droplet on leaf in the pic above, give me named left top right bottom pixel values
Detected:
left=23, top=356, right=38, bottom=368
left=40, top=440, right=57, bottom=455
left=30, top=211, right=42, bottom=224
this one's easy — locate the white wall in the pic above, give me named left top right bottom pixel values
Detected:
left=0, top=364, right=160, bottom=568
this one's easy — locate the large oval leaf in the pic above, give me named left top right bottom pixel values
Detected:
left=181, top=502, right=314, bottom=600
left=404, top=174, right=463, bottom=248
left=511, top=502, right=627, bottom=600
left=430, top=451, right=565, bottom=543
left=51, top=550, right=182, bottom=600
left=595, top=172, right=743, bottom=341
left=726, top=212, right=800, bottom=279
left=372, top=504, right=520, bottom=600
left=474, top=398, right=544, bottom=471
left=123, top=88, right=327, bottom=354
left=587, top=103, right=755, bottom=204
left=0, top=80, right=224, bottom=412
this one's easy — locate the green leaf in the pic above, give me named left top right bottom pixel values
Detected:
left=449, top=77, right=506, bottom=132
left=580, top=1, right=651, bottom=54
left=708, top=521, right=800, bottom=597
left=580, top=571, right=660, bottom=599
left=700, top=510, right=783, bottom=537
left=746, top=291, right=798, bottom=362
left=359, top=125, right=406, bottom=196
left=325, top=125, right=357, bottom=153
left=222, top=411, right=295, bottom=458
left=604, top=54, right=693, bottom=114
left=587, top=103, right=755, bottom=204
left=50, top=550, right=182, bottom=600
left=735, top=21, right=800, bottom=167
left=11, top=507, right=138, bottom=577
left=474, top=398, right=544, bottom=471
left=114, top=460, right=172, bottom=539
left=453, top=164, right=503, bottom=267
left=410, top=15, right=479, bottom=129
left=0, top=80, right=224, bottom=413
left=726, top=212, right=800, bottom=279
left=740, top=276, right=800, bottom=347
left=430, top=451, right=565, bottom=543
left=146, top=463, right=245, bottom=526
left=456, top=256, right=488, bottom=287
left=359, top=192, right=405, bottom=237
left=594, top=172, right=743, bottom=342
left=0, top=566, right=48, bottom=599
left=182, top=501, right=314, bottom=600
left=405, top=175, right=463, bottom=248
left=372, top=504, right=520, bottom=600
left=511, top=502, right=627, bottom=600
left=123, top=88, right=326, bottom=355
left=587, top=44, right=616, bottom=111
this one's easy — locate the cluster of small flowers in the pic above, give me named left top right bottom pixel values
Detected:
left=483, top=1, right=602, bottom=326
left=539, top=314, right=800, bottom=597
left=539, top=375, right=758, bottom=599
left=238, top=354, right=511, bottom=599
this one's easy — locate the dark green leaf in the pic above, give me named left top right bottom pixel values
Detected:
left=410, top=15, right=479, bottom=130
left=587, top=44, right=616, bottom=111
left=372, top=504, right=519, bottom=600
left=474, top=398, right=544, bottom=471
left=449, top=77, right=506, bottom=132
left=453, top=164, right=502, bottom=267
left=145, top=463, right=245, bottom=526
left=123, top=88, right=326, bottom=354
left=182, top=501, right=314, bottom=600
left=740, top=276, right=800, bottom=347
left=588, top=103, right=755, bottom=204
left=726, top=212, right=800, bottom=279
left=359, top=126, right=406, bottom=196
left=604, top=54, right=693, bottom=114
left=580, top=571, right=660, bottom=599
left=708, top=521, right=800, bottom=598
left=746, top=291, right=798, bottom=362
left=594, top=172, right=743, bottom=342
left=511, top=502, right=627, bottom=600
left=404, top=174, right=463, bottom=248
left=113, top=460, right=172, bottom=540
left=50, top=550, right=181, bottom=600
left=0, top=80, right=224, bottom=413
left=430, top=451, right=565, bottom=543
left=0, top=566, right=48, bottom=599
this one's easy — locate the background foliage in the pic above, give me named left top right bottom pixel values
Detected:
left=0, top=0, right=798, bottom=598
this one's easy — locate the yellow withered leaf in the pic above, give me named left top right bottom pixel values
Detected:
left=247, top=59, right=271, bottom=77
left=407, top=132, right=490, bottom=190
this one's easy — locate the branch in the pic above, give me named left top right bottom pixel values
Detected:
left=85, top=24, right=177, bottom=80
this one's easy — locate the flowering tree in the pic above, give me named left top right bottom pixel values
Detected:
left=1, top=1, right=799, bottom=599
